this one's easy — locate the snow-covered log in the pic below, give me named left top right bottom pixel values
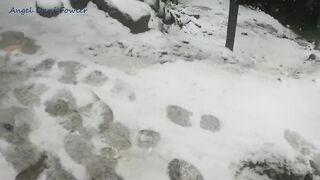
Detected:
left=92, top=0, right=151, bottom=33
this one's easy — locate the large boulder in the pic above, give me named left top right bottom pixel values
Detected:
left=36, top=0, right=64, bottom=18
left=92, top=0, right=151, bottom=33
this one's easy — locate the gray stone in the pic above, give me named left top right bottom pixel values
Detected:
left=168, top=159, right=204, bottom=180
left=84, top=70, right=108, bottom=86
left=64, top=135, right=94, bottom=164
left=102, top=122, right=131, bottom=150
left=200, top=115, right=221, bottom=132
left=34, top=59, right=55, bottom=72
left=15, top=153, right=48, bottom=180
left=137, top=129, right=160, bottom=149
left=166, top=105, right=192, bottom=127
left=284, top=129, right=317, bottom=155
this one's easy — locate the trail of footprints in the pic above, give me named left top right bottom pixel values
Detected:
left=1, top=56, right=320, bottom=180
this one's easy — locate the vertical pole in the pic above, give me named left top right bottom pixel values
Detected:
left=225, top=0, right=239, bottom=51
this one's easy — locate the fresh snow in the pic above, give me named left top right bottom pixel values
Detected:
left=0, top=0, right=320, bottom=180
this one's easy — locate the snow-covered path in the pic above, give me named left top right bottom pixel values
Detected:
left=1, top=0, right=320, bottom=180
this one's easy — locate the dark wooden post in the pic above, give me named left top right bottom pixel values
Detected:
left=225, top=0, right=239, bottom=51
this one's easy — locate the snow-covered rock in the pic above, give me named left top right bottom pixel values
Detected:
left=92, top=0, right=151, bottom=33
left=36, top=0, right=64, bottom=18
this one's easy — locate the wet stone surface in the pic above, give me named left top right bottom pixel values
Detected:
left=166, top=105, right=192, bottom=127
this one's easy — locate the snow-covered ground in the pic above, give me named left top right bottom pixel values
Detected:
left=0, top=0, right=320, bottom=180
